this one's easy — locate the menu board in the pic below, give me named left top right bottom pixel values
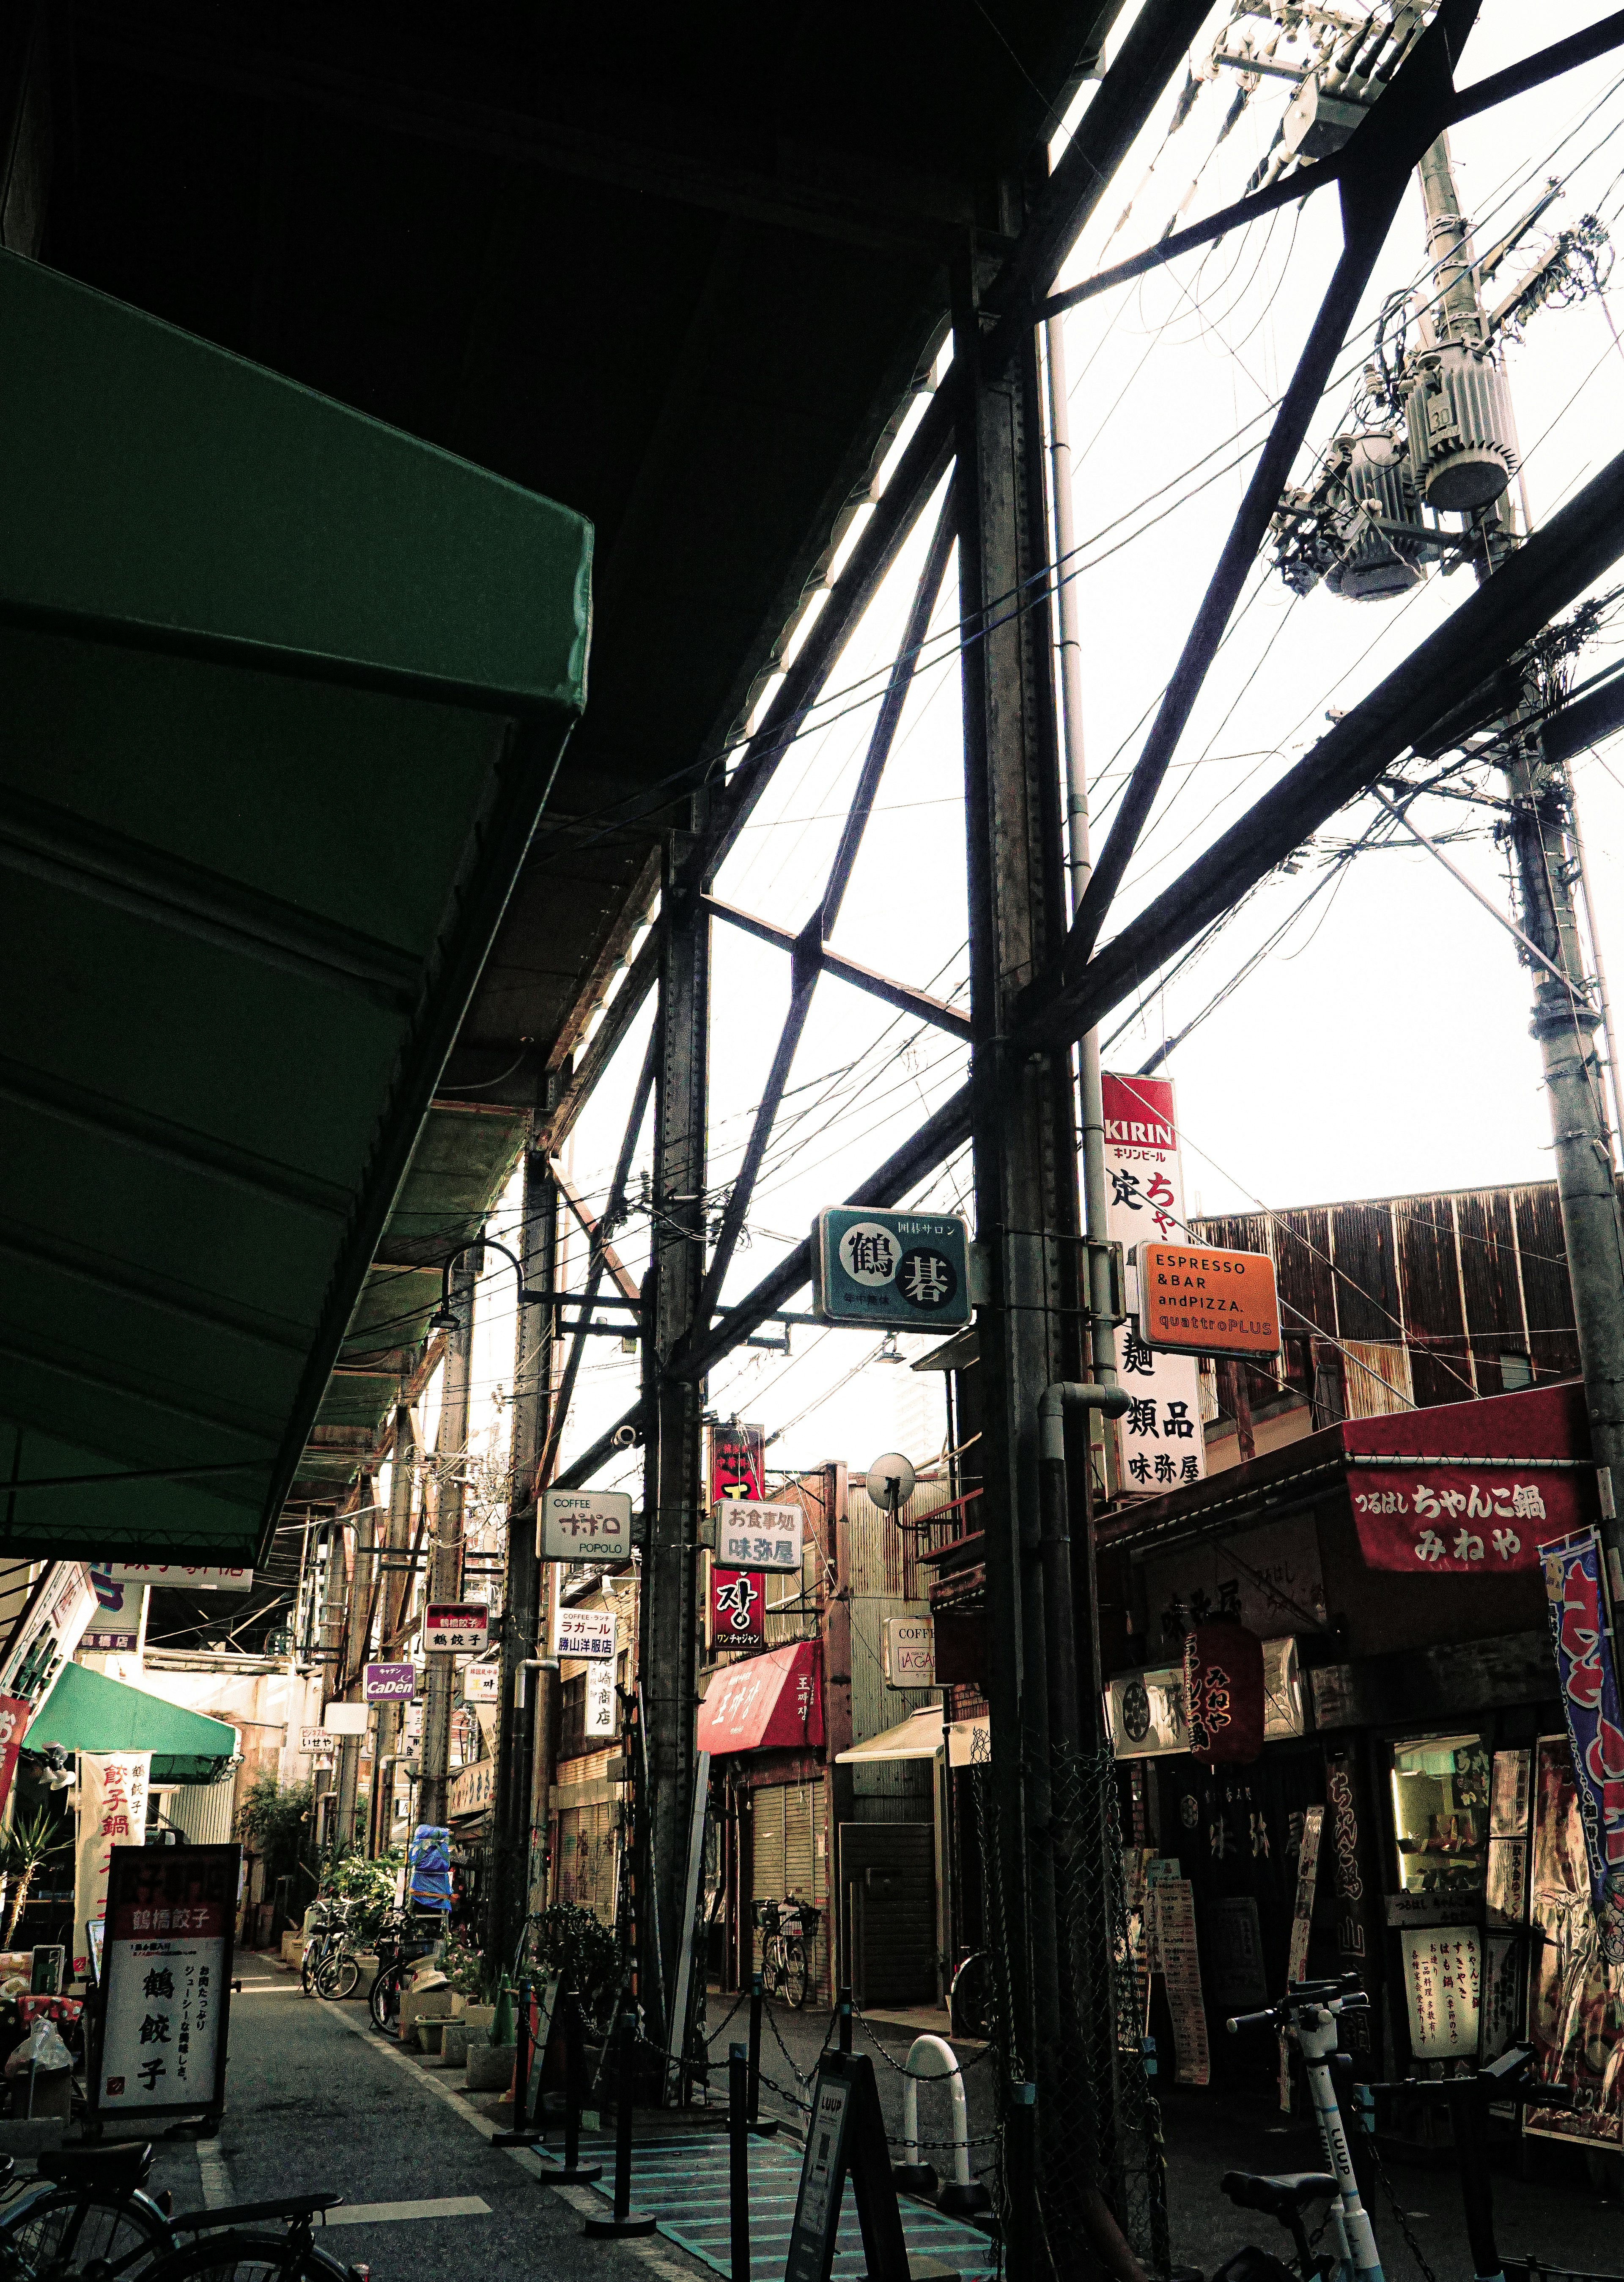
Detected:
left=1400, top=1925, right=1481, bottom=2061
left=93, top=1845, right=239, bottom=2124
left=1152, top=1879, right=1210, bottom=2087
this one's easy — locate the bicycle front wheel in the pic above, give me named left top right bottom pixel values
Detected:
left=299, top=1941, right=323, bottom=1999
left=152, top=2230, right=351, bottom=2282
left=3, top=2186, right=170, bottom=2279
left=369, top=1962, right=404, bottom=2038
left=781, top=1940, right=809, bottom=2010
left=315, top=1952, right=359, bottom=2002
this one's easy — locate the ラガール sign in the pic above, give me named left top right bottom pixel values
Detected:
left=812, top=1207, right=971, bottom=1330
left=551, top=1607, right=616, bottom=1660
left=883, top=1618, right=935, bottom=1687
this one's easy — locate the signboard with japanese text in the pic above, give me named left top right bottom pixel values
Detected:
left=0, top=1563, right=96, bottom=1705
left=1400, top=1925, right=1481, bottom=2060
left=540, top=1488, right=634, bottom=1565
left=552, top=1607, right=616, bottom=1660
left=1285, top=1804, right=1325, bottom=1985
left=1151, top=1878, right=1210, bottom=2086
left=585, top=1660, right=617, bottom=1738
left=103, top=1565, right=251, bottom=1593
left=812, top=1207, right=971, bottom=1331
left=715, top=1501, right=803, bottom=1575
left=93, top=1844, right=237, bottom=2124
left=1133, top=1240, right=1281, bottom=1361
left=74, top=1755, right=150, bottom=1982
left=85, top=1571, right=145, bottom=1655
left=1539, top=1528, right=1624, bottom=1953
left=883, top=1618, right=935, bottom=1688
left=462, top=1662, right=501, bottom=1704
left=710, top=1422, right=766, bottom=1505
left=364, top=1661, right=415, bottom=1703
left=1106, top=1639, right=1302, bottom=1758
left=709, top=1567, right=766, bottom=1653
left=447, top=1757, right=497, bottom=1820
left=298, top=1727, right=336, bottom=1759
left=425, top=1603, right=488, bottom=1654
left=1351, top=1470, right=1572, bottom=1572
left=322, top=1702, right=368, bottom=1735
left=1103, top=1074, right=1205, bottom=1495
left=1144, top=1516, right=1327, bottom=1655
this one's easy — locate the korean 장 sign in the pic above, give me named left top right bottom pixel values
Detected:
left=710, top=1568, right=766, bottom=1653
left=552, top=1607, right=616, bottom=1660
left=1103, top=1074, right=1205, bottom=1494
left=1539, top=1528, right=1624, bottom=1958
left=1133, top=1241, right=1280, bottom=1361
left=715, top=1501, right=803, bottom=1574
left=425, top=1603, right=488, bottom=1653
left=540, top=1489, right=634, bottom=1564
left=812, top=1207, right=971, bottom=1330
left=364, top=1661, right=415, bottom=1702
left=94, top=1844, right=237, bottom=2123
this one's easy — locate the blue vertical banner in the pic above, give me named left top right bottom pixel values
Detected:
left=1538, top=1527, right=1624, bottom=1963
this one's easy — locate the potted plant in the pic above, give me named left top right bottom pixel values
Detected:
left=3, top=1810, right=67, bottom=1944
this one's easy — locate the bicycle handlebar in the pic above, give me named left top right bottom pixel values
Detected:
left=1226, top=1973, right=1368, bottom=2034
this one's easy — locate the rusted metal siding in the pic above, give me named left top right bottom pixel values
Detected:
left=1339, top=1338, right=1414, bottom=1419
left=1328, top=1203, right=1402, bottom=1343
left=1512, top=1185, right=1581, bottom=1383
left=1272, top=1207, right=1338, bottom=1346
left=843, top=1478, right=954, bottom=1821
left=1395, top=1193, right=1474, bottom=1408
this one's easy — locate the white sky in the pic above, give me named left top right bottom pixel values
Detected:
left=473, top=0, right=1624, bottom=1487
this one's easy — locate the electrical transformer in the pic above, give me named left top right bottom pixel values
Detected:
left=1324, top=432, right=1426, bottom=600
left=1401, top=344, right=1520, bottom=510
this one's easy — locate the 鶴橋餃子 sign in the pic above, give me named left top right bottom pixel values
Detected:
left=812, top=1206, right=971, bottom=1330
left=1539, top=1527, right=1624, bottom=1959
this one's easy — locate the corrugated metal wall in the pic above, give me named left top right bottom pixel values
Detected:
left=167, top=1779, right=236, bottom=1846
left=1192, top=1175, right=1583, bottom=1412
left=844, top=1480, right=955, bottom=1823
left=749, top=1779, right=828, bottom=1992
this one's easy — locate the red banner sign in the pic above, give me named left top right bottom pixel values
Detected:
left=1349, top=1469, right=1588, bottom=1573
left=0, top=1696, right=30, bottom=1823
left=710, top=1421, right=765, bottom=1505
left=709, top=1568, right=765, bottom=1653
left=1183, top=1621, right=1264, bottom=1766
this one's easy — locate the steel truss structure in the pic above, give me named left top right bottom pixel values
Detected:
left=521, top=4, right=1624, bottom=2268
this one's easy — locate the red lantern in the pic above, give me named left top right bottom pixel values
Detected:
left=1183, top=1620, right=1265, bottom=1766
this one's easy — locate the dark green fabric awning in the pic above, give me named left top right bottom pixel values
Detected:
left=0, top=251, right=591, bottom=1565
left=26, top=1661, right=238, bottom=1785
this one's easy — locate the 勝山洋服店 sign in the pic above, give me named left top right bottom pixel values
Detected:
left=551, top=1607, right=616, bottom=1660
left=94, top=1843, right=238, bottom=2126
left=883, top=1617, right=935, bottom=1687
left=812, top=1206, right=971, bottom=1331
left=715, top=1502, right=803, bottom=1574
left=1102, top=1073, right=1206, bottom=1495
left=539, top=1488, right=634, bottom=1564
left=424, top=1603, right=488, bottom=1654
left=364, top=1661, right=415, bottom=1703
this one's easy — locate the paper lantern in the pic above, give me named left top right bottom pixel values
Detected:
left=1183, top=1621, right=1265, bottom=1766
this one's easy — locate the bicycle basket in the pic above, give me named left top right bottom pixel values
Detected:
left=777, top=1903, right=820, bottom=1937
left=751, top=1900, right=782, bottom=1934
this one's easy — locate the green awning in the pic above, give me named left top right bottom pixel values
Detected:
left=25, top=1662, right=238, bottom=1785
left=0, top=251, right=592, bottom=1565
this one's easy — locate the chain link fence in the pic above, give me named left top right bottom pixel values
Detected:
left=969, top=1733, right=1171, bottom=2277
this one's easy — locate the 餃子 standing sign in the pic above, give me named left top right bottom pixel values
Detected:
left=93, top=1843, right=239, bottom=2127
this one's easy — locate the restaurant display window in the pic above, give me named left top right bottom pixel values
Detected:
left=1390, top=1732, right=1492, bottom=1900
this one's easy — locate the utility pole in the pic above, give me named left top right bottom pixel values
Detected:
left=487, top=1146, right=557, bottom=1969
left=640, top=829, right=709, bottom=2075
left=316, top=1515, right=350, bottom=1852
left=335, top=1475, right=376, bottom=1852
left=1415, top=134, right=1624, bottom=1578
left=420, top=1255, right=475, bottom=1828
left=370, top=1407, right=416, bottom=1857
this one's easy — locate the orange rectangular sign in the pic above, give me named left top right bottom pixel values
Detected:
left=1134, top=1241, right=1281, bottom=1360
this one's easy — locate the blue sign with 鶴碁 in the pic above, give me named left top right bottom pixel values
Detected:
left=812, top=1207, right=972, bottom=1331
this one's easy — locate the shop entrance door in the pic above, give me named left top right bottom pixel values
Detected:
left=839, top=1823, right=936, bottom=2006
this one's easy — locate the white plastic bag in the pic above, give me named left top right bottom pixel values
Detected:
left=4, top=2017, right=71, bottom=2078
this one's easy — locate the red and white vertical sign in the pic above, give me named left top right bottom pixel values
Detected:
left=1103, top=1073, right=1205, bottom=1495
left=96, top=1843, right=238, bottom=2119
left=74, top=1753, right=150, bottom=1980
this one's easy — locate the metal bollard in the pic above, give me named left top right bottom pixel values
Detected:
left=746, top=1972, right=778, bottom=2136
left=582, top=2009, right=656, bottom=2238
left=549, top=1985, right=602, bottom=2186
left=837, top=1983, right=853, bottom=2056
left=729, top=2043, right=750, bottom=2282
left=892, top=2034, right=988, bottom=2216
left=493, top=1974, right=543, bottom=2147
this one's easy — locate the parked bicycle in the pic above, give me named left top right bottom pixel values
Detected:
left=753, top=1898, right=819, bottom=2009
left=366, top=1909, right=446, bottom=2039
left=298, top=1901, right=359, bottom=2001
left=948, top=1950, right=994, bottom=2041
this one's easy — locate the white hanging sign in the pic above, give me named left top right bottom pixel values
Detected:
left=1103, top=1072, right=1207, bottom=1496
left=585, top=1661, right=617, bottom=1736
left=883, top=1618, right=936, bottom=1687
left=714, top=1502, right=803, bottom=1574
left=103, top=1565, right=252, bottom=1593
left=540, top=1489, right=634, bottom=1563
left=462, top=1663, right=502, bottom=1704
left=551, top=1607, right=616, bottom=1660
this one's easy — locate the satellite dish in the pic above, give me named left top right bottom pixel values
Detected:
left=865, top=1452, right=916, bottom=1514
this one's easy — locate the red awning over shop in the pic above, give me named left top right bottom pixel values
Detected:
left=697, top=1641, right=823, bottom=1755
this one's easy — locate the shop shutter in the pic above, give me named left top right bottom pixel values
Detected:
left=784, top=1786, right=815, bottom=1902
left=750, top=1785, right=786, bottom=1977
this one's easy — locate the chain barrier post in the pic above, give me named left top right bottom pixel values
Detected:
left=493, top=1974, right=542, bottom=2147
left=551, top=1985, right=602, bottom=2186
left=729, top=2042, right=750, bottom=2282
left=583, top=2008, right=657, bottom=2238
left=746, top=1971, right=778, bottom=2136
left=1004, top=2080, right=1037, bottom=2276
left=838, top=1984, right=853, bottom=2056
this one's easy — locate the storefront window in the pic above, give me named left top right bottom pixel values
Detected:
left=1390, top=1731, right=1492, bottom=1896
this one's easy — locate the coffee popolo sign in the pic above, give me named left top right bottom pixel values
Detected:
left=812, top=1207, right=971, bottom=1331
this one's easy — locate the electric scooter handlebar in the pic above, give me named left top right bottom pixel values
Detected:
left=1226, top=1973, right=1368, bottom=2035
